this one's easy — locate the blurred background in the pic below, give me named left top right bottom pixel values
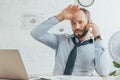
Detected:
left=0, top=0, right=120, bottom=75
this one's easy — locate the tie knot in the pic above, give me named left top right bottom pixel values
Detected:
left=71, top=37, right=93, bottom=47
left=75, top=43, right=81, bottom=47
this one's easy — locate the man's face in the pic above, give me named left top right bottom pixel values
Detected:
left=71, top=10, right=88, bottom=39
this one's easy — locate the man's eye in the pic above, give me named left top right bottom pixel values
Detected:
left=79, top=21, right=83, bottom=24
left=72, top=22, right=76, bottom=25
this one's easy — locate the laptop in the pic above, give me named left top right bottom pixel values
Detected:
left=0, top=49, right=29, bottom=80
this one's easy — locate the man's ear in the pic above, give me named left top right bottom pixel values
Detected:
left=86, top=20, right=90, bottom=29
left=87, top=20, right=89, bottom=23
left=85, top=23, right=90, bottom=30
left=88, top=19, right=91, bottom=23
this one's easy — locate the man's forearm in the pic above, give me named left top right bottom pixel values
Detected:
left=95, top=53, right=110, bottom=76
left=94, top=41, right=110, bottom=76
left=31, top=16, right=59, bottom=40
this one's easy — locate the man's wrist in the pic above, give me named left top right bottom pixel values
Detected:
left=56, top=13, right=64, bottom=22
left=94, top=35, right=102, bottom=41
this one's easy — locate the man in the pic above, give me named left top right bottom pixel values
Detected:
left=31, top=4, right=110, bottom=76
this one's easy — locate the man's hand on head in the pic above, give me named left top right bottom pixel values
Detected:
left=56, top=4, right=80, bottom=22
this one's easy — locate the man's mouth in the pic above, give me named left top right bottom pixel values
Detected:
left=74, top=29, right=84, bottom=33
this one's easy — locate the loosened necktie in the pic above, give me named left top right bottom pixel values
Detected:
left=63, top=37, right=93, bottom=75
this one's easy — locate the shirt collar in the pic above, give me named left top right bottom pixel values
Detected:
left=70, top=34, right=93, bottom=44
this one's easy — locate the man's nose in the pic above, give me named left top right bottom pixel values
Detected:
left=76, top=23, right=81, bottom=29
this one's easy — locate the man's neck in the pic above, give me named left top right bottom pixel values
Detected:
left=79, top=33, right=90, bottom=42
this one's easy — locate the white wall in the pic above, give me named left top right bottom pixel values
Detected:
left=0, top=0, right=120, bottom=75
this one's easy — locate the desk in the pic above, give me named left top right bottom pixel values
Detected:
left=0, top=75, right=119, bottom=80
left=29, top=75, right=120, bottom=80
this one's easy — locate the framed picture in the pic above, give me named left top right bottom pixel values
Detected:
left=21, top=14, right=43, bottom=29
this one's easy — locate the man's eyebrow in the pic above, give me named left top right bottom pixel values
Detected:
left=78, top=20, right=83, bottom=21
left=71, top=20, right=83, bottom=22
left=71, top=21, right=75, bottom=22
